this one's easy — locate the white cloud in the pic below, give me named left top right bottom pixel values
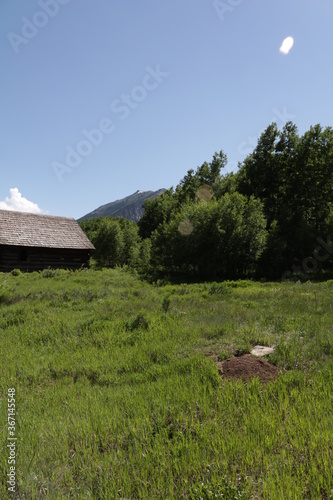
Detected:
left=0, top=188, right=43, bottom=214
left=279, top=36, right=294, bottom=55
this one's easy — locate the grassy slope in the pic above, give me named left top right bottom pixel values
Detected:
left=1, top=268, right=333, bottom=499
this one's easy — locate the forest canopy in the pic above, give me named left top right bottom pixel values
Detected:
left=80, top=121, right=333, bottom=281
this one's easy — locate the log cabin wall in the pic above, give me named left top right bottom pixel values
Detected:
left=0, top=245, right=92, bottom=272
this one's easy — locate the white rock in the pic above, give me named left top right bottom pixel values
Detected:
left=251, top=345, right=275, bottom=357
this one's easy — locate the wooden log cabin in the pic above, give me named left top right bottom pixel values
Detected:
left=0, top=210, right=95, bottom=272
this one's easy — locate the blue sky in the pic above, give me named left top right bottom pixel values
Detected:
left=1, top=0, right=333, bottom=219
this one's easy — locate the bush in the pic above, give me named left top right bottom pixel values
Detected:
left=41, top=268, right=58, bottom=278
left=162, top=295, right=171, bottom=312
left=125, top=311, right=150, bottom=331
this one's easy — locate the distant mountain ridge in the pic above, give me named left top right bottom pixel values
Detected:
left=78, top=189, right=166, bottom=222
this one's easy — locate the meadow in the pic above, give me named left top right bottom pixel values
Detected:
left=1, top=268, right=333, bottom=499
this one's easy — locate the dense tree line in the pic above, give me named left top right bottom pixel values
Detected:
left=80, top=121, right=333, bottom=281
left=236, top=122, right=333, bottom=278
left=79, top=217, right=151, bottom=274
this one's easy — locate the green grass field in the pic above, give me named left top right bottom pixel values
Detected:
left=1, top=268, right=333, bottom=499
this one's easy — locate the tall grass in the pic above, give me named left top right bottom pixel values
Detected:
left=1, top=269, right=333, bottom=498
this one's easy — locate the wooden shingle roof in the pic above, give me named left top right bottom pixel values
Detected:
left=0, top=210, right=95, bottom=250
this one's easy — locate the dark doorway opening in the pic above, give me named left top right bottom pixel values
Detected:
left=19, top=248, right=28, bottom=262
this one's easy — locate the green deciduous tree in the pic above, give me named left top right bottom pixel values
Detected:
left=91, top=218, right=124, bottom=268
left=150, top=193, right=267, bottom=280
left=138, top=189, right=176, bottom=239
left=175, top=151, right=227, bottom=204
left=81, top=217, right=140, bottom=269
left=236, top=121, right=333, bottom=277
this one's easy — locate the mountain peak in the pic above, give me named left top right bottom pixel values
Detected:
left=78, top=188, right=166, bottom=222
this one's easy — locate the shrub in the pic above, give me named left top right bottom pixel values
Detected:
left=41, top=268, right=57, bottom=278
left=126, top=311, right=149, bottom=331
left=162, top=295, right=171, bottom=312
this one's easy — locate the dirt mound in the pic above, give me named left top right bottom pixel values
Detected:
left=218, top=354, right=280, bottom=383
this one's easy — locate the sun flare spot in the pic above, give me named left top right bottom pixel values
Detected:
left=279, top=36, right=294, bottom=55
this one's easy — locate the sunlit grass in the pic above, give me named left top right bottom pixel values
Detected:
left=1, top=269, right=333, bottom=498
